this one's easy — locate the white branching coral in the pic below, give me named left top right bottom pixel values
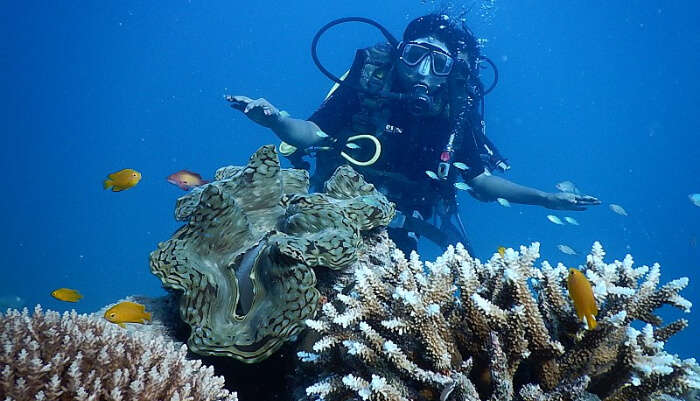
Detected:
left=0, top=306, right=237, bottom=401
left=298, top=231, right=698, bottom=401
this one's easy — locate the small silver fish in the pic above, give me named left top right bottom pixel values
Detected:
left=557, top=244, right=577, bottom=255
left=425, top=170, right=439, bottom=180
left=496, top=198, right=511, bottom=207
left=689, top=193, right=700, bottom=207
left=452, top=162, right=469, bottom=170
left=315, top=130, right=329, bottom=138
left=546, top=215, right=564, bottom=225
left=454, top=182, right=471, bottom=191
left=555, top=180, right=580, bottom=194
left=609, top=204, right=628, bottom=216
left=345, top=142, right=360, bottom=149
left=563, top=216, right=580, bottom=225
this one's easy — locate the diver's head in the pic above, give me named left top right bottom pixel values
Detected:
left=397, top=14, right=480, bottom=116
left=397, top=36, right=453, bottom=90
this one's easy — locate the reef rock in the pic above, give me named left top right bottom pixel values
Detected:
left=150, top=145, right=394, bottom=363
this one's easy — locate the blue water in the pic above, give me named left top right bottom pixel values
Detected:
left=1, top=1, right=698, bottom=358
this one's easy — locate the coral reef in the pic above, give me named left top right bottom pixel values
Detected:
left=300, top=231, right=698, bottom=401
left=0, top=305, right=237, bottom=401
left=150, top=145, right=394, bottom=363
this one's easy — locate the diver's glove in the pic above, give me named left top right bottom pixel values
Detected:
left=226, top=95, right=284, bottom=128
left=545, top=192, right=601, bottom=211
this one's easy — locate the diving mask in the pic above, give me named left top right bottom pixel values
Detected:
left=399, top=42, right=455, bottom=76
left=397, top=40, right=452, bottom=116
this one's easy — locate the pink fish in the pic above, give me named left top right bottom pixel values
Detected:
left=167, top=170, right=209, bottom=190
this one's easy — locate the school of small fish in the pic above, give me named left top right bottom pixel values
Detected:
left=545, top=215, right=581, bottom=226
left=94, top=163, right=208, bottom=325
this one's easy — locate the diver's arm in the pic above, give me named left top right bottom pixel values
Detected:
left=467, top=172, right=601, bottom=211
left=228, top=95, right=324, bottom=149
left=468, top=173, right=549, bottom=205
left=269, top=116, right=325, bottom=149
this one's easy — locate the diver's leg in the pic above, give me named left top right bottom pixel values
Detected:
left=442, top=215, right=475, bottom=256
left=387, top=227, right=419, bottom=255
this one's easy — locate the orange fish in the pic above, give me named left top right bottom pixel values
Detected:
left=167, top=169, right=209, bottom=191
left=51, top=288, right=83, bottom=302
left=103, top=168, right=142, bottom=191
left=567, top=268, right=598, bottom=330
left=103, top=301, right=152, bottom=328
left=497, top=246, right=506, bottom=257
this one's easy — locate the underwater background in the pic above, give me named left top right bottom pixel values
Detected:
left=1, top=0, right=698, bottom=358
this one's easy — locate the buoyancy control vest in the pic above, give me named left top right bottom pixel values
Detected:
left=290, top=42, right=508, bottom=191
left=285, top=42, right=508, bottom=251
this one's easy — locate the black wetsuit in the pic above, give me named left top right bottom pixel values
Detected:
left=303, top=55, right=506, bottom=254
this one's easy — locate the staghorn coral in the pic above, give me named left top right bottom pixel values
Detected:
left=150, top=145, right=394, bottom=363
left=300, top=232, right=698, bottom=401
left=0, top=305, right=237, bottom=401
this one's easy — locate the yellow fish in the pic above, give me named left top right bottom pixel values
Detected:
left=104, top=301, right=152, bottom=328
left=51, top=288, right=83, bottom=302
left=498, top=246, right=506, bottom=257
left=567, top=268, right=598, bottom=330
left=103, top=168, right=142, bottom=192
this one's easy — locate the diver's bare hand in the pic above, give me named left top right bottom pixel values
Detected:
left=546, top=192, right=602, bottom=211
left=227, top=95, right=282, bottom=128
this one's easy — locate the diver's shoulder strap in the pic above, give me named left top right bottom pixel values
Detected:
left=356, top=42, right=395, bottom=92
left=287, top=43, right=397, bottom=179
left=350, top=43, right=396, bottom=135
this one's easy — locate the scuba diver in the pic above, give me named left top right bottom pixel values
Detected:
left=228, top=14, right=601, bottom=254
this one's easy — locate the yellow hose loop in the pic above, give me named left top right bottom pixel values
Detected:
left=279, top=141, right=298, bottom=156
left=340, top=134, right=382, bottom=166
